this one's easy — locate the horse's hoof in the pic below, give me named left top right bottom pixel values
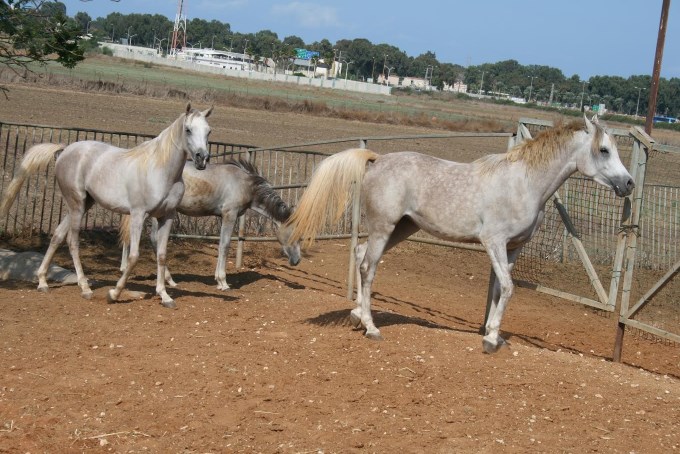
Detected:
left=37, top=285, right=48, bottom=293
left=365, top=330, right=384, bottom=341
left=167, top=280, right=178, bottom=288
left=482, top=336, right=507, bottom=354
left=106, top=289, right=117, bottom=304
left=161, top=300, right=177, bottom=309
left=81, top=291, right=93, bottom=300
left=349, top=311, right=362, bottom=328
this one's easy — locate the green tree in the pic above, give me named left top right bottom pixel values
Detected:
left=0, top=0, right=84, bottom=80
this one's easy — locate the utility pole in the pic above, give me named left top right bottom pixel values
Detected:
left=479, top=71, right=484, bottom=95
left=635, top=86, right=646, bottom=118
left=579, top=80, right=587, bottom=111
left=382, top=54, right=388, bottom=81
left=527, top=75, right=536, bottom=102
left=644, top=0, right=671, bottom=135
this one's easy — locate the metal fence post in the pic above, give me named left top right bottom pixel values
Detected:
left=613, top=130, right=652, bottom=362
left=235, top=149, right=253, bottom=269
left=346, top=181, right=361, bottom=300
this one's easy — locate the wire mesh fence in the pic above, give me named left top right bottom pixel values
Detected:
left=1, top=118, right=678, bottom=348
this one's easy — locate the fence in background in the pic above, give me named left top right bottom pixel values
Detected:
left=1, top=119, right=678, bottom=359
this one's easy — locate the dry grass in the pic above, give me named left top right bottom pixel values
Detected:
left=0, top=66, right=505, bottom=133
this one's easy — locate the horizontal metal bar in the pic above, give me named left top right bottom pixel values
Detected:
left=248, top=132, right=513, bottom=153
left=618, top=318, right=680, bottom=344
left=515, top=279, right=613, bottom=312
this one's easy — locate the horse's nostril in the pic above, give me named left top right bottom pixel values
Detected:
left=627, top=179, right=635, bottom=189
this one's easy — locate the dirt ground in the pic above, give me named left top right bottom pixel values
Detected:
left=0, top=83, right=678, bottom=453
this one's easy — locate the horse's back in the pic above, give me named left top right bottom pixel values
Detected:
left=55, top=141, right=124, bottom=185
left=362, top=152, right=487, bottom=241
left=179, top=161, right=252, bottom=216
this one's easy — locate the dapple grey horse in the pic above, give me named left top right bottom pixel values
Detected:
left=286, top=115, right=634, bottom=353
left=119, top=159, right=301, bottom=290
left=0, top=104, right=212, bottom=308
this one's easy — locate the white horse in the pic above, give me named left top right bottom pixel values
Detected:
left=286, top=116, right=634, bottom=353
left=0, top=104, right=212, bottom=308
left=119, top=159, right=302, bottom=290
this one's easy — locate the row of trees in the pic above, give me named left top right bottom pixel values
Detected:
left=3, top=2, right=677, bottom=118
left=72, top=8, right=679, bottom=118
left=465, top=60, right=679, bottom=118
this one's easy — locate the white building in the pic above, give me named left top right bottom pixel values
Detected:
left=171, top=48, right=255, bottom=71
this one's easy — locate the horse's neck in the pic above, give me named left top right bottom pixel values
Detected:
left=154, top=118, right=186, bottom=178
left=250, top=205, right=281, bottom=226
left=520, top=139, right=582, bottom=205
left=249, top=198, right=282, bottom=227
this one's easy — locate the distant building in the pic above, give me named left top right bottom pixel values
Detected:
left=171, top=48, right=253, bottom=71
left=442, top=81, right=467, bottom=93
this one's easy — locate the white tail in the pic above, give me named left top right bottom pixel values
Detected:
left=0, top=143, right=65, bottom=217
left=286, top=148, right=379, bottom=247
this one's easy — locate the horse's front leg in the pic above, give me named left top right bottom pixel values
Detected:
left=154, top=214, right=176, bottom=308
left=481, top=243, right=522, bottom=353
left=108, top=212, right=144, bottom=303
left=215, top=212, right=237, bottom=290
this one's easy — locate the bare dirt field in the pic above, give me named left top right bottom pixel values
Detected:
left=0, top=82, right=678, bottom=453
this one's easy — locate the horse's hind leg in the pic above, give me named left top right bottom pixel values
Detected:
left=356, top=222, right=402, bottom=340
left=36, top=214, right=71, bottom=292
left=351, top=217, right=419, bottom=332
left=350, top=242, right=368, bottom=328
left=64, top=202, right=94, bottom=299
left=215, top=211, right=237, bottom=291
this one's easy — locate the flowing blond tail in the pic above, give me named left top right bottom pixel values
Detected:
left=119, top=214, right=131, bottom=246
left=286, top=148, right=379, bottom=248
left=0, top=143, right=65, bottom=217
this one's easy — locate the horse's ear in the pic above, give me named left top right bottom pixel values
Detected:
left=185, top=103, right=192, bottom=114
left=584, top=113, right=597, bottom=134
left=203, top=105, right=213, bottom=118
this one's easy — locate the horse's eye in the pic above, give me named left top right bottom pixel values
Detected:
left=185, top=128, right=192, bottom=135
left=599, top=147, right=609, bottom=154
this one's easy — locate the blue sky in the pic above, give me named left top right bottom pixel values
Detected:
left=62, top=0, right=679, bottom=80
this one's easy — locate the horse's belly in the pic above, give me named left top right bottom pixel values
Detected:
left=410, top=214, right=481, bottom=243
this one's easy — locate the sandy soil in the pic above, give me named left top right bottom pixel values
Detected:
left=0, top=82, right=678, bottom=453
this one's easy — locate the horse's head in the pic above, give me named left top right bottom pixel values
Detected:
left=576, top=115, right=634, bottom=197
left=276, top=221, right=302, bottom=266
left=183, top=103, right=213, bottom=170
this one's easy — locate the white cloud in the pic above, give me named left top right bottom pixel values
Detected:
left=271, top=2, right=339, bottom=28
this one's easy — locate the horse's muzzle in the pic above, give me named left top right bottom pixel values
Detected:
left=193, top=152, right=209, bottom=170
left=614, top=177, right=635, bottom=197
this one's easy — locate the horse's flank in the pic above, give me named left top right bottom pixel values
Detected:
left=476, top=120, right=603, bottom=175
